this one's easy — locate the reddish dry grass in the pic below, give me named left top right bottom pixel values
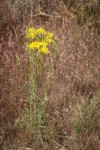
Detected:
left=0, top=0, right=100, bottom=150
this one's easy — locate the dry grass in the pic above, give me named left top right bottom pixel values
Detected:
left=63, top=0, right=100, bottom=33
left=0, top=0, right=100, bottom=150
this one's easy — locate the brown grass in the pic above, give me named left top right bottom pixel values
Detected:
left=0, top=0, right=100, bottom=150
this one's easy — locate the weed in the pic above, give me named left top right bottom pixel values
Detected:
left=17, top=27, right=56, bottom=143
left=74, top=91, right=100, bottom=135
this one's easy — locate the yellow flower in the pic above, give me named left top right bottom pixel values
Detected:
left=26, top=27, right=36, bottom=39
left=28, top=41, right=48, bottom=51
left=36, top=27, right=46, bottom=35
left=38, top=41, right=48, bottom=47
left=26, top=27, right=55, bottom=55
left=47, top=32, right=54, bottom=38
left=40, top=46, right=50, bottom=54
left=44, top=32, right=54, bottom=43
left=28, top=42, right=39, bottom=50
left=45, top=37, right=54, bottom=43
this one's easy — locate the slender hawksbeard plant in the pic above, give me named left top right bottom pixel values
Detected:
left=23, top=27, right=55, bottom=139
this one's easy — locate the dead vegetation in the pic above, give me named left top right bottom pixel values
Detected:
left=0, top=0, right=100, bottom=150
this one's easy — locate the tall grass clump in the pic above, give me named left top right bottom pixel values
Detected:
left=74, top=91, right=100, bottom=135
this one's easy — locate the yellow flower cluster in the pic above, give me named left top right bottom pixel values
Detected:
left=26, top=27, right=54, bottom=54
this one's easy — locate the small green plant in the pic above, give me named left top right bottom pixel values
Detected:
left=74, top=91, right=100, bottom=135
left=18, top=27, right=55, bottom=140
